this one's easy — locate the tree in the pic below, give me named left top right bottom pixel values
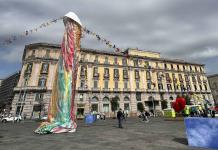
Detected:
left=137, top=102, right=144, bottom=113
left=111, top=96, right=119, bottom=117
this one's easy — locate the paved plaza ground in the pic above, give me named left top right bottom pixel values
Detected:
left=0, top=117, right=210, bottom=150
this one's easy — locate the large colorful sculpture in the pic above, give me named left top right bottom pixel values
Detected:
left=35, top=12, right=82, bottom=134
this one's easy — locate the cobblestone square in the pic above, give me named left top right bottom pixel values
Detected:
left=0, top=118, right=209, bottom=150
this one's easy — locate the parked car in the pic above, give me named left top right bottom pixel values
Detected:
left=1, top=115, right=22, bottom=123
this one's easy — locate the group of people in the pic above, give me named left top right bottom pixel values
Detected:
left=189, top=109, right=216, bottom=118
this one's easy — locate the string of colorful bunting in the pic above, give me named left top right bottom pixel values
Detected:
left=0, top=16, right=123, bottom=53
left=0, top=16, right=63, bottom=45
left=82, top=27, right=123, bottom=53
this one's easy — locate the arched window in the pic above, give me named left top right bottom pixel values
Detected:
left=103, top=97, right=109, bottom=102
left=124, top=96, right=130, bottom=101
left=91, top=96, right=98, bottom=102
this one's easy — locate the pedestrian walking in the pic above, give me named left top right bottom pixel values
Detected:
left=144, top=110, right=150, bottom=123
left=117, top=108, right=123, bottom=128
left=122, top=111, right=126, bottom=121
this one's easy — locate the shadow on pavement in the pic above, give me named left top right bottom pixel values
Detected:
left=173, top=138, right=188, bottom=145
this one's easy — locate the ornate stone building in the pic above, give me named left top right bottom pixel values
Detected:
left=11, top=43, right=213, bottom=119
left=208, top=74, right=218, bottom=106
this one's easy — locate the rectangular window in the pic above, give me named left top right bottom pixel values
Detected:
left=93, top=67, right=99, bottom=77
left=178, top=74, right=183, bottom=82
left=94, top=56, right=98, bottom=63
left=114, top=57, right=118, bottom=65
left=194, top=85, right=197, bottom=91
left=185, top=75, right=189, bottom=82
left=122, top=58, right=127, bottom=66
left=124, top=103, right=130, bottom=111
left=146, top=71, right=151, bottom=80
left=79, top=94, right=83, bottom=101
left=25, top=63, right=33, bottom=74
left=190, top=66, right=192, bottom=71
left=80, top=66, right=86, bottom=77
left=135, top=70, right=140, bottom=79
left=192, top=76, right=196, bottom=82
left=124, top=81, right=128, bottom=89
left=105, top=57, right=109, bottom=64
left=38, top=78, right=46, bottom=87
left=167, top=84, right=172, bottom=91
left=133, top=59, right=139, bottom=67
left=136, top=82, right=139, bottom=89
left=164, top=63, right=167, bottom=69
left=123, top=69, right=128, bottom=79
left=158, top=83, right=163, bottom=90
left=136, top=92, right=141, bottom=101
left=114, top=69, right=119, bottom=79
left=80, top=80, right=85, bottom=88
left=41, top=63, right=49, bottom=74
left=171, top=64, right=173, bottom=70
left=94, top=80, right=98, bottom=88
left=35, top=93, right=43, bottom=102
left=115, top=81, right=118, bottom=89
left=104, top=80, right=108, bottom=89
left=147, top=83, right=151, bottom=89
left=204, top=84, right=208, bottom=91
left=183, top=65, right=186, bottom=71
left=104, top=68, right=109, bottom=78
left=103, top=104, right=109, bottom=112
left=177, top=65, right=180, bottom=70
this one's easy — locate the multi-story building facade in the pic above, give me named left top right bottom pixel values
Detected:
left=0, top=72, right=20, bottom=113
left=11, top=43, right=213, bottom=119
left=208, top=74, right=218, bottom=106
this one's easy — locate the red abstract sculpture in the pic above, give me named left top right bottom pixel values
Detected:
left=172, top=97, right=186, bottom=112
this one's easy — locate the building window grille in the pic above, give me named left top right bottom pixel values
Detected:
left=93, top=67, right=99, bottom=77
left=114, top=69, right=119, bottom=79
left=123, top=69, right=128, bottom=79
left=35, top=93, right=43, bottom=102
left=38, top=78, right=46, bottom=87
left=104, top=68, right=109, bottom=78
left=41, top=63, right=49, bottom=74
left=124, top=103, right=130, bottom=111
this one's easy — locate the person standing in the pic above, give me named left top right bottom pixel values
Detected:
left=117, top=108, right=123, bottom=128
left=144, top=110, right=150, bottom=123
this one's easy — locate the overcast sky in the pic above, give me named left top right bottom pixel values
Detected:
left=0, top=0, right=218, bottom=78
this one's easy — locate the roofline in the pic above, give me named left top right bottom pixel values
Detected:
left=207, top=74, right=218, bottom=78
left=21, top=42, right=204, bottom=66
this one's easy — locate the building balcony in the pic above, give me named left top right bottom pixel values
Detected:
left=147, top=89, right=156, bottom=92
left=158, top=89, right=166, bottom=93
left=91, top=87, right=100, bottom=91
left=135, top=88, right=146, bottom=92
left=113, top=88, right=121, bottom=92
left=123, top=88, right=131, bottom=92
left=78, top=87, right=88, bottom=91
left=103, top=88, right=110, bottom=92
left=14, top=86, right=47, bottom=92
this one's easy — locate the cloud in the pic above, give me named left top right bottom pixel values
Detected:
left=0, top=0, right=218, bottom=78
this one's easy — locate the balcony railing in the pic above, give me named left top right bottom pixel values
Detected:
left=14, top=86, right=47, bottom=91
left=123, top=88, right=130, bottom=92
left=91, top=87, right=100, bottom=91
left=113, top=88, right=121, bottom=92
left=103, top=88, right=110, bottom=92
left=78, top=87, right=88, bottom=91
